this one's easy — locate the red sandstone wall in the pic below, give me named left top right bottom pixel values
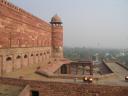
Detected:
left=0, top=56, right=2, bottom=76
left=3, top=55, right=13, bottom=73
left=14, top=54, right=22, bottom=69
left=0, top=0, right=51, bottom=48
left=52, top=26, right=63, bottom=47
left=0, top=47, right=51, bottom=75
left=52, top=25, right=63, bottom=57
left=0, top=77, right=128, bottom=96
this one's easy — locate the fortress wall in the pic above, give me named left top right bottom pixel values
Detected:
left=0, top=0, right=53, bottom=75
left=0, top=0, right=51, bottom=48
left=0, top=77, right=128, bottom=96
left=0, top=47, right=51, bottom=75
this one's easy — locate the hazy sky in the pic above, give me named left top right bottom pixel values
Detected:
left=10, top=0, right=128, bottom=49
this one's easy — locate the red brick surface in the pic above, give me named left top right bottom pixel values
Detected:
left=0, top=77, right=128, bottom=96
left=52, top=26, right=63, bottom=46
left=0, top=0, right=63, bottom=75
left=0, top=0, right=51, bottom=48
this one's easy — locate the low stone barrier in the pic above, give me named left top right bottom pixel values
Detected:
left=36, top=60, right=115, bottom=80
left=18, top=85, right=30, bottom=96
left=115, top=62, right=128, bottom=71
left=0, top=77, right=128, bottom=96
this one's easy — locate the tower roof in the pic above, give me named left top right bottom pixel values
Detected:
left=51, top=14, right=62, bottom=24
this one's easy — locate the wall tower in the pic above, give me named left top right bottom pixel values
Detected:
left=50, top=14, right=63, bottom=58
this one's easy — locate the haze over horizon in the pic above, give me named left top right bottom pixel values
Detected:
left=10, top=0, right=128, bottom=49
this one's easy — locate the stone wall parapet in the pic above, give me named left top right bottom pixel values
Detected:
left=115, top=62, right=128, bottom=71
left=0, top=77, right=128, bottom=96
left=18, top=85, right=30, bottom=96
left=0, top=0, right=50, bottom=27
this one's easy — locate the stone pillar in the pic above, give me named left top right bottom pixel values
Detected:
left=69, top=64, right=71, bottom=74
left=67, top=64, right=71, bottom=74
left=0, top=56, right=2, bottom=76
left=58, top=68, right=61, bottom=74
left=90, top=62, right=93, bottom=75
left=76, top=64, right=78, bottom=75
left=12, top=55, right=15, bottom=72
left=82, top=64, right=85, bottom=75
left=21, top=54, right=23, bottom=69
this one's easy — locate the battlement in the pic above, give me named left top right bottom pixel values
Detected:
left=0, top=0, right=50, bottom=26
left=0, top=0, right=26, bottom=13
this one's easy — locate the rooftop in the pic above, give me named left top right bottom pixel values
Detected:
left=0, top=83, right=23, bottom=96
left=2, top=59, right=128, bottom=86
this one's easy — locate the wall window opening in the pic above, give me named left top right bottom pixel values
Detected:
left=24, top=55, right=27, bottom=58
left=6, top=57, right=12, bottom=61
left=36, top=54, right=38, bottom=56
left=16, top=55, right=21, bottom=59
left=31, top=90, right=39, bottom=96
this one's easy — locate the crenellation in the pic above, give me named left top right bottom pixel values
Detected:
left=0, top=0, right=50, bottom=29
left=0, top=0, right=21, bottom=12
left=0, top=0, right=26, bottom=15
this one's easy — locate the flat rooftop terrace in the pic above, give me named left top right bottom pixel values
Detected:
left=0, top=83, right=23, bottom=96
left=3, top=59, right=74, bottom=82
left=2, top=60, right=128, bottom=86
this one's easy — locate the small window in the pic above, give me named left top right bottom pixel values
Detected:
left=16, top=55, right=21, bottom=59
left=31, top=54, right=33, bottom=56
left=40, top=53, right=42, bottom=56
left=47, top=51, right=49, bottom=54
left=6, top=57, right=12, bottom=61
left=36, top=54, right=38, bottom=56
left=44, top=52, right=46, bottom=55
left=31, top=90, right=39, bottom=96
left=24, top=55, right=27, bottom=58
left=48, top=61, right=51, bottom=64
